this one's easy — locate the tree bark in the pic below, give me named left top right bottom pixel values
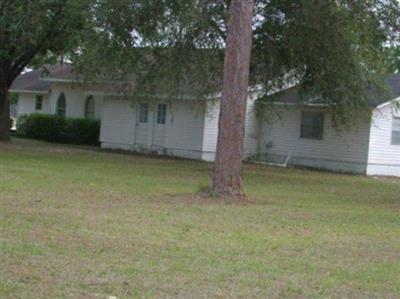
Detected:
left=212, top=0, right=254, bottom=199
left=0, top=82, right=11, bottom=141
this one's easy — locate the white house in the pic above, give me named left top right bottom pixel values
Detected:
left=97, top=75, right=399, bottom=177
left=11, top=65, right=400, bottom=177
left=10, top=64, right=104, bottom=120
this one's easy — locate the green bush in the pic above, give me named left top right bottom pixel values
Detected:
left=16, top=114, right=100, bottom=146
left=65, top=118, right=100, bottom=145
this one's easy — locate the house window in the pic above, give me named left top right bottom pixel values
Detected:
left=138, top=103, right=148, bottom=123
left=35, top=95, right=43, bottom=110
left=300, top=111, right=324, bottom=140
left=56, top=93, right=66, bottom=117
left=157, top=104, right=167, bottom=124
left=84, top=95, right=95, bottom=119
left=392, top=117, right=400, bottom=145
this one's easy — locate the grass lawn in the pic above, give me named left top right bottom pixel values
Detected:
left=1, top=138, right=399, bottom=298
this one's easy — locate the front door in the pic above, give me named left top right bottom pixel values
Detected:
left=152, top=103, right=167, bottom=149
left=135, top=103, right=149, bottom=147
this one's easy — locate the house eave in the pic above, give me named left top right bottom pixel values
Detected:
left=272, top=102, right=329, bottom=107
left=40, top=77, right=79, bottom=83
left=9, top=89, right=50, bottom=94
left=376, top=96, right=400, bottom=110
left=85, top=90, right=209, bottom=101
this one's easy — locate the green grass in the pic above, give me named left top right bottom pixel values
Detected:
left=1, top=138, right=399, bottom=298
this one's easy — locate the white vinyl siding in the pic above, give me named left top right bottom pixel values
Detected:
left=244, top=97, right=259, bottom=158
left=100, top=99, right=206, bottom=160
left=17, top=94, right=50, bottom=116
left=163, top=101, right=205, bottom=159
left=259, top=106, right=371, bottom=173
left=201, top=97, right=258, bottom=161
left=201, top=101, right=219, bottom=161
left=100, top=98, right=135, bottom=147
left=367, top=101, right=400, bottom=176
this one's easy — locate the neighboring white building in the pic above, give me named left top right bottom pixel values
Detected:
left=10, top=65, right=104, bottom=120
left=11, top=65, right=400, bottom=177
left=257, top=98, right=400, bottom=177
left=254, top=74, right=400, bottom=177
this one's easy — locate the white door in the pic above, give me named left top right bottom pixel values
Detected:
left=152, top=103, right=167, bottom=149
left=135, top=103, right=149, bottom=147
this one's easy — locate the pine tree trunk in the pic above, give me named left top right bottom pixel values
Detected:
left=0, top=83, right=11, bottom=141
left=212, top=0, right=254, bottom=199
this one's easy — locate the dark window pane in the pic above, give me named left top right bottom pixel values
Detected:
left=300, top=111, right=324, bottom=140
left=393, top=117, right=400, bottom=131
left=35, top=95, right=43, bottom=110
left=84, top=95, right=95, bottom=119
left=392, top=132, right=400, bottom=145
left=56, top=93, right=66, bottom=117
left=157, top=104, right=167, bottom=124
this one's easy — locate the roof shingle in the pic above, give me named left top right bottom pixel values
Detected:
left=272, top=74, right=400, bottom=107
left=10, top=69, right=51, bottom=92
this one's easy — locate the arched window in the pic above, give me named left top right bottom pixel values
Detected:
left=84, top=95, right=95, bottom=119
left=56, top=93, right=66, bottom=117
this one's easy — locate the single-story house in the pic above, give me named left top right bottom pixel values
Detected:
left=11, top=65, right=400, bottom=177
left=10, top=64, right=104, bottom=119
left=95, top=74, right=400, bottom=177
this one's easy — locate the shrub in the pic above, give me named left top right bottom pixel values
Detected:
left=16, top=113, right=100, bottom=146
left=65, top=118, right=100, bottom=145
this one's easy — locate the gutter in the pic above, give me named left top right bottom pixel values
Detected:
left=40, top=78, right=78, bottom=83
left=9, top=89, right=49, bottom=94
left=376, top=96, right=400, bottom=110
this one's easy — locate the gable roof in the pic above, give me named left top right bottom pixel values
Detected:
left=40, top=64, right=80, bottom=81
left=10, top=69, right=52, bottom=93
left=11, top=62, right=400, bottom=106
left=272, top=74, right=400, bottom=107
left=10, top=64, right=78, bottom=93
left=9, top=61, right=221, bottom=97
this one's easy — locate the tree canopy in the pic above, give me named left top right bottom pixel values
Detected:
left=0, top=0, right=91, bottom=85
left=0, top=0, right=91, bottom=140
left=75, top=0, right=399, bottom=129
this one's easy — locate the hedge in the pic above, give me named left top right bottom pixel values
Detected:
left=16, top=114, right=100, bottom=146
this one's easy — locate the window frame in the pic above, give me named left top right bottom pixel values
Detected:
left=35, top=95, right=43, bottom=110
left=300, top=111, right=324, bottom=140
left=84, top=95, right=95, bottom=119
left=138, top=103, right=149, bottom=123
left=156, top=103, right=167, bottom=125
left=391, top=116, right=400, bottom=145
left=56, top=92, right=66, bottom=117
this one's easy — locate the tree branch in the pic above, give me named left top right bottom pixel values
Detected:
left=7, top=3, right=64, bottom=86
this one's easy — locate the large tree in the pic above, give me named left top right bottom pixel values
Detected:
left=75, top=0, right=399, bottom=198
left=212, top=0, right=254, bottom=198
left=0, top=0, right=90, bottom=141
